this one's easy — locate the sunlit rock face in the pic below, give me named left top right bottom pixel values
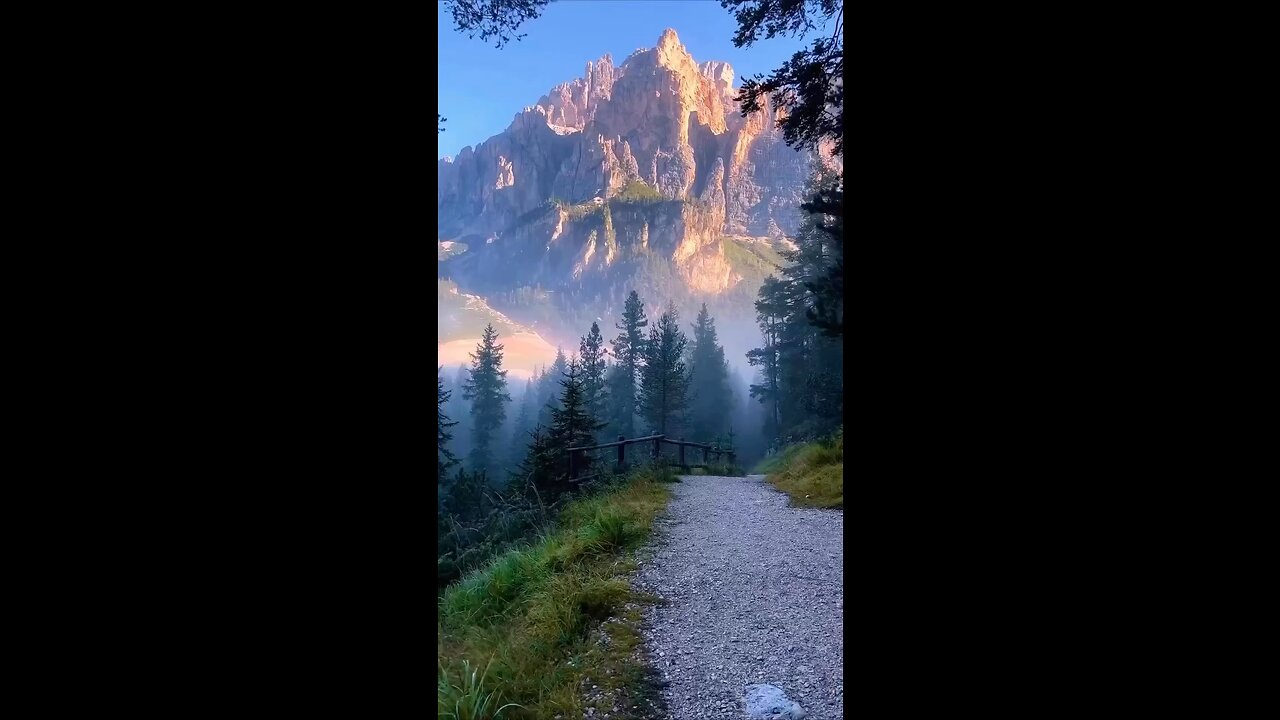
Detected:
left=438, top=29, right=838, bottom=347
left=437, top=28, right=828, bottom=242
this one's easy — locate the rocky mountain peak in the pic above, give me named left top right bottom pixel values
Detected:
left=438, top=30, right=814, bottom=243
left=699, top=61, right=737, bottom=101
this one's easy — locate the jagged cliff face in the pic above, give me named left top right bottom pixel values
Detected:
left=444, top=198, right=728, bottom=295
left=437, top=29, right=815, bottom=242
left=438, top=29, right=824, bottom=355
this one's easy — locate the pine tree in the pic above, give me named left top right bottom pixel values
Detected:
left=578, top=322, right=610, bottom=442
left=512, top=424, right=556, bottom=505
left=608, top=291, right=648, bottom=438
left=509, top=376, right=538, bottom=468
left=537, top=348, right=567, bottom=428
left=687, top=304, right=732, bottom=443
left=462, top=324, right=512, bottom=478
left=778, top=162, right=843, bottom=437
left=745, top=160, right=845, bottom=446
left=799, top=178, right=843, bottom=338
left=448, top=364, right=473, bottom=465
left=639, top=302, right=690, bottom=436
left=438, top=368, right=459, bottom=474
left=545, top=358, right=607, bottom=496
left=444, top=465, right=490, bottom=523
left=748, top=276, right=787, bottom=443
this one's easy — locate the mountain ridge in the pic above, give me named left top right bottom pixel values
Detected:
left=438, top=28, right=817, bottom=241
left=437, top=29, right=822, bottom=372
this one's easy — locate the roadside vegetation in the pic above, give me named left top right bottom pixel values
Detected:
left=438, top=465, right=675, bottom=720
left=753, top=428, right=843, bottom=508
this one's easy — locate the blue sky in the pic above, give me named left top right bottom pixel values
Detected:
left=437, top=0, right=816, bottom=159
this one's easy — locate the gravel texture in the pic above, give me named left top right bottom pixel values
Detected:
left=632, top=474, right=843, bottom=719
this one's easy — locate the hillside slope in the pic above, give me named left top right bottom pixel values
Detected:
left=437, top=278, right=557, bottom=380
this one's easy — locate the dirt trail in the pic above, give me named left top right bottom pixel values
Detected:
left=633, top=474, right=844, bottom=719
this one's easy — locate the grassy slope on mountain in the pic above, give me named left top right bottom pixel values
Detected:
left=722, top=236, right=786, bottom=279
left=438, top=466, right=675, bottom=720
left=754, top=429, right=844, bottom=509
left=438, top=279, right=529, bottom=344
left=437, top=280, right=559, bottom=380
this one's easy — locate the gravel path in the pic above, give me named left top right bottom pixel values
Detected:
left=632, top=474, right=843, bottom=720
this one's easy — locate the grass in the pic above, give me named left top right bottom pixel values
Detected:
left=437, top=466, right=674, bottom=719
left=754, top=429, right=843, bottom=508
left=722, top=237, right=787, bottom=279
left=439, top=657, right=523, bottom=720
left=612, top=179, right=664, bottom=203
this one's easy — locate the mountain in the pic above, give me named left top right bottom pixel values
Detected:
left=438, top=29, right=825, bottom=368
left=438, top=276, right=557, bottom=381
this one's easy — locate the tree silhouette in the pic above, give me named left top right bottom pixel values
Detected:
left=639, top=302, right=691, bottom=436
left=462, top=324, right=512, bottom=477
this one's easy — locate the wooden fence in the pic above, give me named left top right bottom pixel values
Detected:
left=565, top=434, right=736, bottom=481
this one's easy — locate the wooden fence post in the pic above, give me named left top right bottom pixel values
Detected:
left=678, top=438, right=685, bottom=468
left=702, top=446, right=708, bottom=465
left=617, top=435, right=625, bottom=472
left=652, top=436, right=660, bottom=461
left=569, top=449, right=577, bottom=480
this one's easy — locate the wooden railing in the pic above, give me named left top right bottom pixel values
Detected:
left=565, top=434, right=737, bottom=481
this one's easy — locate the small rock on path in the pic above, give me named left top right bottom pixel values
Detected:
left=633, top=474, right=843, bottom=719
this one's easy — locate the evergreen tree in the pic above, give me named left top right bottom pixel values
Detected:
left=444, top=465, right=490, bottom=523
left=747, top=276, right=787, bottom=443
left=511, top=424, right=556, bottom=506
left=745, top=161, right=845, bottom=446
left=438, top=368, right=458, bottom=474
left=608, top=291, right=648, bottom=438
left=639, top=302, right=691, bottom=436
left=548, top=358, right=607, bottom=487
left=778, top=163, right=844, bottom=436
left=448, top=364, right=473, bottom=465
left=788, top=160, right=843, bottom=338
left=537, top=348, right=567, bottom=428
left=509, top=376, right=538, bottom=468
left=725, top=0, right=844, bottom=336
left=604, top=363, right=631, bottom=438
left=687, top=304, right=732, bottom=443
left=800, top=186, right=843, bottom=338
left=462, top=324, right=512, bottom=477
left=578, top=322, right=610, bottom=442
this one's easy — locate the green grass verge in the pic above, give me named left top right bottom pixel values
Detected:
left=754, top=429, right=843, bottom=509
left=437, top=466, right=674, bottom=720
